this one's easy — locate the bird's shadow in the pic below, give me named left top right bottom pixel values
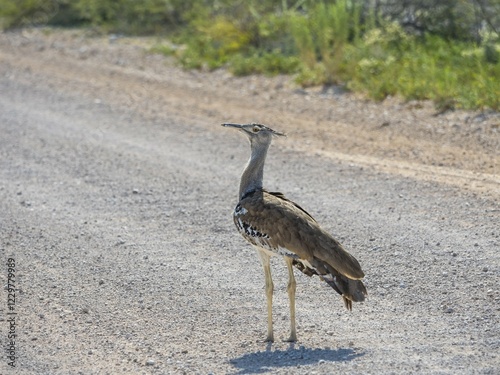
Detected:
left=229, top=342, right=364, bottom=374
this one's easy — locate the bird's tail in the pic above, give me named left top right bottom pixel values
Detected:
left=292, top=258, right=367, bottom=310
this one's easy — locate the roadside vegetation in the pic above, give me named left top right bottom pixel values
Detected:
left=1, top=0, right=499, bottom=110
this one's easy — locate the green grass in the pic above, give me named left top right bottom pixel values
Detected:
left=164, top=1, right=499, bottom=110
left=346, top=31, right=500, bottom=110
left=229, top=51, right=301, bottom=76
left=1, top=0, right=499, bottom=110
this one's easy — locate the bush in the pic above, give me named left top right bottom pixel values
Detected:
left=1, top=0, right=498, bottom=110
left=347, top=29, right=500, bottom=109
left=176, top=16, right=252, bottom=70
left=289, top=0, right=363, bottom=84
left=73, top=0, right=192, bottom=34
left=230, top=50, right=300, bottom=76
left=0, top=0, right=66, bottom=29
left=0, top=0, right=198, bottom=33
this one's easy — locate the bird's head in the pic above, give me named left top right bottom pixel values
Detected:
left=222, top=123, right=286, bottom=147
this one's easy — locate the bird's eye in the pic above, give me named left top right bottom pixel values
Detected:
left=252, top=126, right=260, bottom=133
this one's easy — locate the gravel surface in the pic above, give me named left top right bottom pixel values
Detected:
left=0, top=28, right=499, bottom=374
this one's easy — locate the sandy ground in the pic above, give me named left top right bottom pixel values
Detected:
left=0, top=28, right=499, bottom=374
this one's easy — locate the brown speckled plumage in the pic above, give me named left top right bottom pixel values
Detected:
left=223, top=122, right=367, bottom=341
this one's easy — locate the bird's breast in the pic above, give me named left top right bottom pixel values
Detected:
left=233, top=203, right=298, bottom=259
left=234, top=203, right=270, bottom=241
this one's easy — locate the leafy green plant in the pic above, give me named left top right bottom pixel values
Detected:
left=0, top=0, right=65, bottom=29
left=348, top=28, right=500, bottom=109
left=289, top=0, right=363, bottom=84
left=74, top=0, right=191, bottom=34
left=149, top=43, right=177, bottom=56
left=176, top=16, right=252, bottom=70
left=1, top=0, right=498, bottom=110
left=230, top=50, right=300, bottom=76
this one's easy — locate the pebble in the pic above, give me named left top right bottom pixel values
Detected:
left=145, top=359, right=155, bottom=366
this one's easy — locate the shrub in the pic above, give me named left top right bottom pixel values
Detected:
left=289, top=0, right=363, bottom=84
left=0, top=0, right=66, bottom=29
left=1, top=0, right=498, bottom=110
left=230, top=50, right=300, bottom=76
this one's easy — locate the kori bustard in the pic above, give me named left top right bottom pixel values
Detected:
left=223, top=122, right=367, bottom=342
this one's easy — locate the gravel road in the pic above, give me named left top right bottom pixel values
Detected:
left=0, top=28, right=499, bottom=374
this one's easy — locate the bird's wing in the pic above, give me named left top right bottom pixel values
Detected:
left=236, top=190, right=365, bottom=280
left=267, top=191, right=317, bottom=223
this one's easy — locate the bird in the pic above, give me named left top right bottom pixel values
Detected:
left=222, top=122, right=367, bottom=342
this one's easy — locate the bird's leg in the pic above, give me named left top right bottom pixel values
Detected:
left=284, top=257, right=297, bottom=342
left=257, top=249, right=274, bottom=342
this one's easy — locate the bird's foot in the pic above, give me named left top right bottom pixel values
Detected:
left=285, top=334, right=297, bottom=342
left=264, top=334, right=274, bottom=343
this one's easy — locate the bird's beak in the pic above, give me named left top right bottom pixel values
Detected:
left=221, top=123, right=244, bottom=129
left=272, top=129, right=287, bottom=137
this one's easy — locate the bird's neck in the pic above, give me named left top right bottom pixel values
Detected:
left=239, top=142, right=270, bottom=201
